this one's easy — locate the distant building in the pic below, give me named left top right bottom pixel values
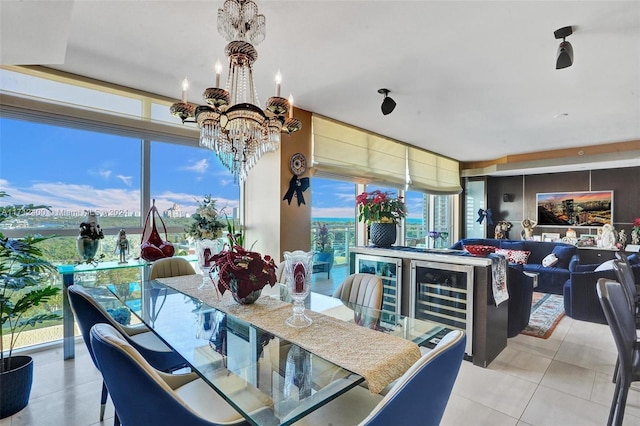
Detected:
left=164, top=203, right=182, bottom=218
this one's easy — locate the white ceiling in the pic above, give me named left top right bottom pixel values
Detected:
left=2, top=0, right=639, bottom=175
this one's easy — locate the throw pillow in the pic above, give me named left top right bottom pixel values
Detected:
left=495, top=249, right=531, bottom=265
left=595, top=260, right=615, bottom=272
left=542, top=253, right=559, bottom=267
left=552, top=245, right=575, bottom=269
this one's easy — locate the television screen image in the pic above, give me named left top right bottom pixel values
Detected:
left=536, top=191, right=613, bottom=227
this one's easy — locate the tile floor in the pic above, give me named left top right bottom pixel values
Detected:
left=2, top=308, right=639, bottom=425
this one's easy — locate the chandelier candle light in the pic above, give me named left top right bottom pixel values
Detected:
left=170, top=0, right=302, bottom=182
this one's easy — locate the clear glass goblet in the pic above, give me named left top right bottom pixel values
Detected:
left=439, top=231, right=449, bottom=249
left=428, top=230, right=440, bottom=249
left=284, top=250, right=314, bottom=328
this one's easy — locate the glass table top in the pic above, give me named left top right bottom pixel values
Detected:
left=89, top=280, right=454, bottom=425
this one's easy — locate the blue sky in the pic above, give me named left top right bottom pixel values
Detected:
left=0, top=117, right=239, bottom=217
left=1, top=117, right=423, bottom=221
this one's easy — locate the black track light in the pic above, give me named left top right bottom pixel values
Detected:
left=378, top=88, right=396, bottom=115
left=554, top=26, right=574, bottom=69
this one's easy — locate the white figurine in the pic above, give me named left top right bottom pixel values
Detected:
left=600, top=224, right=616, bottom=249
left=618, top=229, right=627, bottom=248
left=521, top=218, right=537, bottom=240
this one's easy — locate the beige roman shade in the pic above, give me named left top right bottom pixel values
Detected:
left=407, top=146, right=462, bottom=194
left=312, top=115, right=462, bottom=194
left=312, top=115, right=406, bottom=186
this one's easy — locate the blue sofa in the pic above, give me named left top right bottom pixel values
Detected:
left=451, top=238, right=579, bottom=295
left=563, top=254, right=640, bottom=324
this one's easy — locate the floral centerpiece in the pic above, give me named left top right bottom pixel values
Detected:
left=356, top=190, right=407, bottom=247
left=209, top=236, right=277, bottom=304
left=186, top=195, right=226, bottom=240
left=356, top=190, right=407, bottom=224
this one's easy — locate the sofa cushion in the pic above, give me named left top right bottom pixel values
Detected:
left=542, top=253, right=559, bottom=267
left=495, top=249, right=531, bottom=265
left=499, top=241, right=525, bottom=250
left=551, top=245, right=575, bottom=269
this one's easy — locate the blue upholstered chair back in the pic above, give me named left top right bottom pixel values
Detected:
left=90, top=324, right=236, bottom=426
left=362, top=330, right=466, bottom=426
left=68, top=284, right=185, bottom=372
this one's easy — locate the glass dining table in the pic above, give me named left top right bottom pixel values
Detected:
left=88, top=279, right=457, bottom=426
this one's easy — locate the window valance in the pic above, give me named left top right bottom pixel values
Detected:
left=312, top=115, right=462, bottom=194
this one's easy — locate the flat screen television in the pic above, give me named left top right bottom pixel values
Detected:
left=536, top=191, right=613, bottom=227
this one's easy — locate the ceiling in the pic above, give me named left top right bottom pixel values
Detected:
left=1, top=0, right=639, bottom=175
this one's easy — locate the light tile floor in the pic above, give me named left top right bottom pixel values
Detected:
left=3, top=313, right=640, bottom=425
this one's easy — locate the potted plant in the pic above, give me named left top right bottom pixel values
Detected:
left=356, top=190, right=407, bottom=247
left=209, top=234, right=277, bottom=305
left=186, top=195, right=226, bottom=267
left=1, top=192, right=60, bottom=418
left=314, top=223, right=335, bottom=275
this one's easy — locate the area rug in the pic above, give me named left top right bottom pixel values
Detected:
left=521, top=292, right=565, bottom=339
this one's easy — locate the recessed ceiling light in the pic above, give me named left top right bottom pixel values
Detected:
left=554, top=113, right=569, bottom=118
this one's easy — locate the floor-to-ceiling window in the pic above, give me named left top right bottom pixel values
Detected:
left=310, top=177, right=356, bottom=287
left=0, top=68, right=239, bottom=350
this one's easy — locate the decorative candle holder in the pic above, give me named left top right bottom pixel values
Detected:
left=284, top=250, right=314, bottom=328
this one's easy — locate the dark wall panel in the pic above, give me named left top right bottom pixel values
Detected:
left=591, top=168, right=640, bottom=226
left=482, top=166, right=639, bottom=241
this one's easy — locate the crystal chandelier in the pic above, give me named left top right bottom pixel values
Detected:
left=170, top=0, right=301, bottom=182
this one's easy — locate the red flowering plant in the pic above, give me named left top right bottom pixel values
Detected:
left=209, top=235, right=277, bottom=300
left=356, top=190, right=407, bottom=224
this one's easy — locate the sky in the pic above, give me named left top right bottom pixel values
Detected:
left=0, top=117, right=238, bottom=218
left=0, top=117, right=424, bottom=222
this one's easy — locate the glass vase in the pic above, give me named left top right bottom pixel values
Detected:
left=284, top=250, right=314, bottom=328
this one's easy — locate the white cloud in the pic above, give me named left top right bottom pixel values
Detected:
left=89, top=169, right=112, bottom=180
left=116, top=175, right=133, bottom=186
left=183, top=159, right=208, bottom=174
left=311, top=206, right=355, bottom=219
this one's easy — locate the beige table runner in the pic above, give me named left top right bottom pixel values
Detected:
left=156, top=275, right=421, bottom=394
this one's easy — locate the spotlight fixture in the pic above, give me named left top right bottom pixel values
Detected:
left=554, top=26, right=574, bottom=69
left=378, top=88, right=396, bottom=115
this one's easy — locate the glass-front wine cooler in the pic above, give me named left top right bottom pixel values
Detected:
left=410, top=260, right=473, bottom=354
left=354, top=254, right=401, bottom=327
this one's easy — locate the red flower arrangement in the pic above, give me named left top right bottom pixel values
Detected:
left=356, top=190, right=407, bottom=224
left=209, top=241, right=277, bottom=300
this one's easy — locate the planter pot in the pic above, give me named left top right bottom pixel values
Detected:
left=1, top=355, right=34, bottom=418
left=370, top=222, right=397, bottom=247
left=229, top=278, right=262, bottom=305
left=314, top=250, right=334, bottom=272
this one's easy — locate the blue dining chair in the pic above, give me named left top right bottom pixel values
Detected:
left=68, top=284, right=188, bottom=423
left=290, top=330, right=466, bottom=426
left=90, top=323, right=265, bottom=426
left=597, top=279, right=640, bottom=426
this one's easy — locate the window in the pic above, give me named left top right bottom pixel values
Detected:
left=150, top=141, right=239, bottom=252
left=0, top=68, right=238, bottom=351
left=311, top=177, right=356, bottom=279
